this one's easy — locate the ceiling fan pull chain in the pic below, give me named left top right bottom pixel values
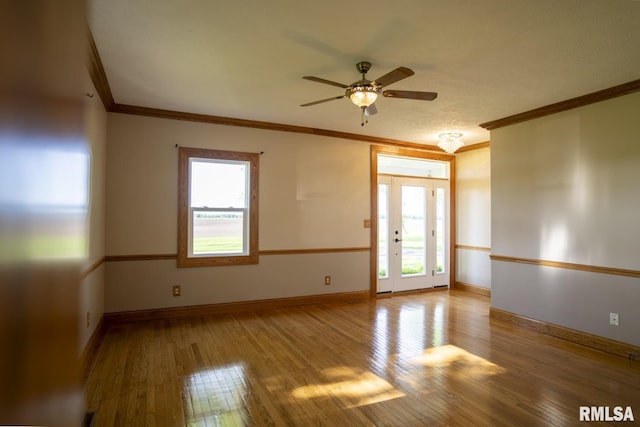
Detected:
left=361, top=106, right=368, bottom=126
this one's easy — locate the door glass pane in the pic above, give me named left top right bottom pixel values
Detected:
left=435, top=188, right=445, bottom=274
left=401, top=185, right=425, bottom=276
left=192, top=210, right=244, bottom=255
left=378, top=184, right=389, bottom=278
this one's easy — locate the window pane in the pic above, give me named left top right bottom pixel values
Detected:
left=192, top=211, right=244, bottom=255
left=191, top=160, right=248, bottom=208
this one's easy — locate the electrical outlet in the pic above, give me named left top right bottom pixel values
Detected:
left=610, top=312, right=619, bottom=326
left=324, top=276, right=331, bottom=286
left=173, top=285, right=181, bottom=297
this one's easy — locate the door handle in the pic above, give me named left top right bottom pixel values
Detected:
left=394, top=238, right=402, bottom=243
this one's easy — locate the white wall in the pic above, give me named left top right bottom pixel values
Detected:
left=491, top=91, right=640, bottom=346
left=79, top=72, right=107, bottom=351
left=455, top=147, right=491, bottom=289
left=104, top=113, right=371, bottom=312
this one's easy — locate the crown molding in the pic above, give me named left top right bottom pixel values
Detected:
left=87, top=27, right=114, bottom=110
left=479, top=79, right=640, bottom=131
left=110, top=103, right=447, bottom=150
left=456, top=141, right=490, bottom=153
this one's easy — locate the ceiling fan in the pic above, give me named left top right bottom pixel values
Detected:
left=301, top=61, right=437, bottom=125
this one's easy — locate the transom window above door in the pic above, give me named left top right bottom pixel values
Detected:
left=378, top=155, right=449, bottom=179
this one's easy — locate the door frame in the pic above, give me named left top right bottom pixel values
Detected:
left=378, top=175, right=451, bottom=293
left=369, top=145, right=456, bottom=297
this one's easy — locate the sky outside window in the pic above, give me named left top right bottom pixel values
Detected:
left=190, top=160, right=247, bottom=208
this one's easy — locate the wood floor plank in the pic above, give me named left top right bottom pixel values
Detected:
left=85, top=291, right=640, bottom=426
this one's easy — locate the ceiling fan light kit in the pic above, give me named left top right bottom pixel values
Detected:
left=301, top=61, right=437, bottom=126
left=347, top=85, right=379, bottom=108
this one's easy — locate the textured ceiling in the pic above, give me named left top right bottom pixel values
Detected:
left=88, top=0, right=640, bottom=147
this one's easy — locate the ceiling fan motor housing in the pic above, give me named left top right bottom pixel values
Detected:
left=356, top=61, right=372, bottom=75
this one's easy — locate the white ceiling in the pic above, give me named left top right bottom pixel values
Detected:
left=88, top=0, right=640, bottom=147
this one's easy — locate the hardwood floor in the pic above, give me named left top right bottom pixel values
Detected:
left=85, top=291, right=640, bottom=426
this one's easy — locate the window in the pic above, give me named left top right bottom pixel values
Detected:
left=178, top=147, right=259, bottom=267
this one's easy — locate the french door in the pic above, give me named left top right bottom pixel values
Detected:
left=378, top=175, right=450, bottom=293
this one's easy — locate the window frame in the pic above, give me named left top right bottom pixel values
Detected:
left=177, top=147, right=259, bottom=267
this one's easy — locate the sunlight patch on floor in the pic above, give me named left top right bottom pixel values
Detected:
left=411, top=344, right=506, bottom=376
left=183, top=363, right=248, bottom=426
left=291, top=366, right=405, bottom=408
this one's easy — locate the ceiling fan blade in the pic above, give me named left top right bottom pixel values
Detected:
left=365, top=103, right=377, bottom=116
left=300, top=95, right=345, bottom=107
left=372, top=67, right=414, bottom=87
left=382, top=90, right=438, bottom=101
left=302, top=76, right=349, bottom=89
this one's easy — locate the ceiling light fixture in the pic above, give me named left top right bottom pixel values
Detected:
left=347, top=85, right=379, bottom=108
left=438, top=132, right=464, bottom=153
left=347, top=82, right=380, bottom=126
